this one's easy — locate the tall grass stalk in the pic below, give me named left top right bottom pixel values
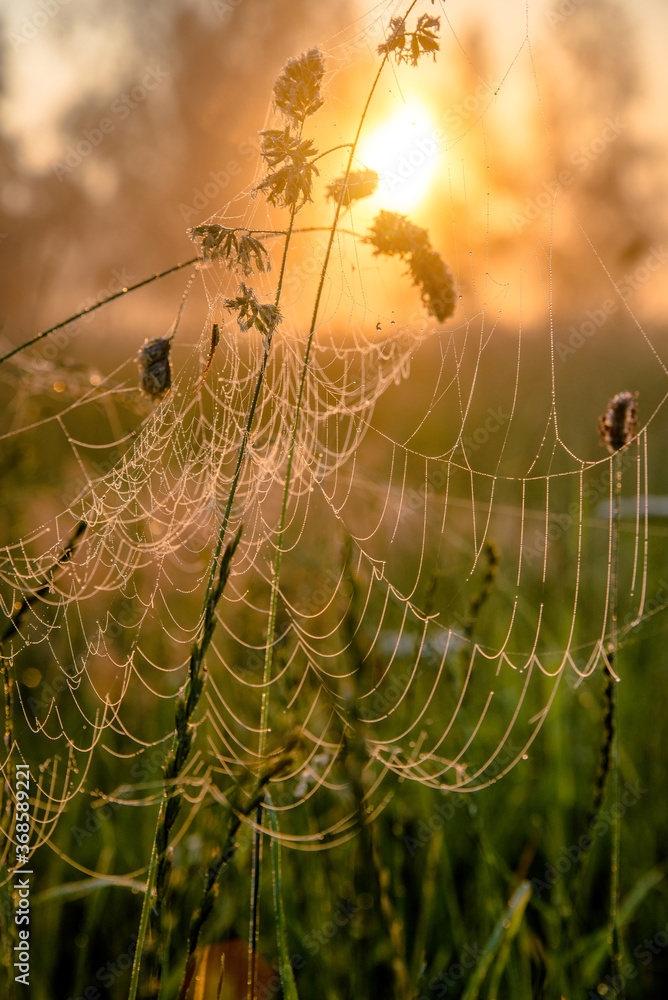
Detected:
left=0, top=262, right=199, bottom=367
left=177, top=750, right=294, bottom=997
left=579, top=390, right=638, bottom=994
left=257, top=0, right=419, bottom=795
left=127, top=526, right=242, bottom=1000
left=246, top=22, right=416, bottom=996
left=129, top=153, right=304, bottom=995
left=248, top=803, right=264, bottom=1000
left=460, top=880, right=532, bottom=1000
left=266, top=792, right=300, bottom=1000
left=606, top=452, right=623, bottom=990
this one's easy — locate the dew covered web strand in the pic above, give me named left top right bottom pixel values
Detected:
left=1, top=0, right=667, bottom=860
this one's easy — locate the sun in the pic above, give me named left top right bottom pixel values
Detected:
left=358, top=100, right=442, bottom=211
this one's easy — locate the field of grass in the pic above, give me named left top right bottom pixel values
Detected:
left=2, top=4, right=668, bottom=999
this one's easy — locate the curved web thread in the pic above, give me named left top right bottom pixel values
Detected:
left=0, top=0, right=667, bottom=862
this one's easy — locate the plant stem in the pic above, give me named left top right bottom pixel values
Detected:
left=0, top=260, right=199, bottom=366
left=607, top=454, right=623, bottom=990
left=176, top=751, right=294, bottom=1000
left=257, top=3, right=416, bottom=760
left=202, top=204, right=298, bottom=614
left=266, top=792, right=300, bottom=1000
left=248, top=803, right=264, bottom=1000
left=127, top=527, right=241, bottom=1000
left=129, top=189, right=299, bottom=1000
left=0, top=227, right=367, bottom=369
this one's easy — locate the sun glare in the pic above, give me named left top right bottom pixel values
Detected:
left=358, top=101, right=442, bottom=211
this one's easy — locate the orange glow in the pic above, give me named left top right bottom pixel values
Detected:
left=358, top=101, right=443, bottom=211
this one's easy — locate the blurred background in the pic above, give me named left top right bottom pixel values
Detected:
left=1, top=0, right=667, bottom=351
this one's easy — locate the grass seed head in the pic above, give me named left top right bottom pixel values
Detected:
left=326, top=168, right=379, bottom=208
left=273, top=47, right=325, bottom=122
left=598, top=390, right=638, bottom=452
left=137, top=336, right=172, bottom=400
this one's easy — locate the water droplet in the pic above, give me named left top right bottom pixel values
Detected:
left=522, top=753, right=529, bottom=760
left=376, top=322, right=382, bottom=332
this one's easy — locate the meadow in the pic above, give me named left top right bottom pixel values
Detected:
left=1, top=2, right=668, bottom=998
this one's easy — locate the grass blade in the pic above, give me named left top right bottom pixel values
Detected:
left=461, top=880, right=532, bottom=1000
left=266, top=792, right=299, bottom=1000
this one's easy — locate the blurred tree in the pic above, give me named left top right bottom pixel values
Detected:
left=0, top=0, right=352, bottom=360
left=539, top=0, right=663, bottom=315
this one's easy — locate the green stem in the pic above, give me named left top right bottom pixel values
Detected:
left=460, top=882, right=532, bottom=1000
left=0, top=227, right=367, bottom=369
left=129, top=194, right=299, bottom=1000
left=266, top=792, right=300, bottom=1000
left=248, top=803, right=264, bottom=1000
left=176, top=751, right=294, bottom=1000
left=607, top=454, right=623, bottom=989
left=0, top=260, right=199, bottom=366
left=257, top=6, right=414, bottom=760
left=202, top=205, right=299, bottom=614
left=127, top=527, right=241, bottom=1000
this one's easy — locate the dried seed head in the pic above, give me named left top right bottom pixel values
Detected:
left=377, top=14, right=440, bottom=65
left=598, top=391, right=638, bottom=453
left=365, top=211, right=456, bottom=322
left=189, top=226, right=271, bottom=275
left=326, top=169, right=378, bottom=208
left=409, top=245, right=456, bottom=322
left=137, top=337, right=172, bottom=400
left=273, top=47, right=325, bottom=122
left=255, top=128, right=319, bottom=209
left=365, top=210, right=427, bottom=256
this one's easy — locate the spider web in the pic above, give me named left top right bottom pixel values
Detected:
left=1, top=0, right=668, bottom=867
